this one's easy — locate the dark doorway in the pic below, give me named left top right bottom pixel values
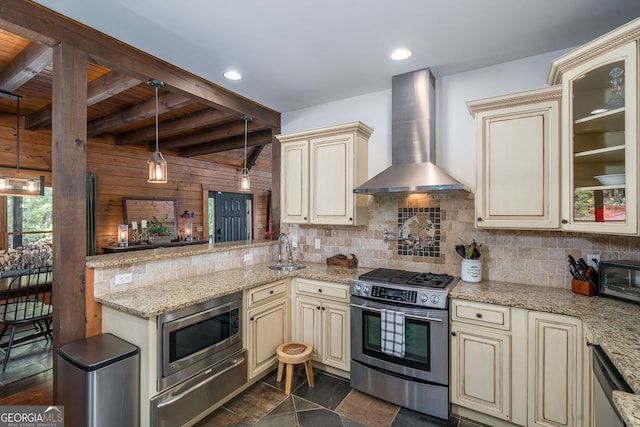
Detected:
left=208, top=192, right=252, bottom=243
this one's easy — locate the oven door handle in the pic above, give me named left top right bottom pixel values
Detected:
left=156, top=354, right=246, bottom=409
left=349, top=303, right=443, bottom=323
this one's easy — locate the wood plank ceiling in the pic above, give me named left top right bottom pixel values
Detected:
left=0, top=28, right=277, bottom=168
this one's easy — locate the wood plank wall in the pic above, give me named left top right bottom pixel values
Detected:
left=0, top=114, right=274, bottom=253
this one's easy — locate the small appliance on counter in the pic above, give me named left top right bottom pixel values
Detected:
left=598, top=260, right=640, bottom=304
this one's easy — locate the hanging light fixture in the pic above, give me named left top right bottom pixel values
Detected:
left=239, top=114, right=252, bottom=191
left=0, top=90, right=44, bottom=197
left=147, top=79, right=167, bottom=183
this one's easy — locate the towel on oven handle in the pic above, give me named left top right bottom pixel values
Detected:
left=381, top=309, right=405, bottom=357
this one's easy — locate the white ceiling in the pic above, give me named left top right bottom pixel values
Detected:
left=33, top=0, right=640, bottom=113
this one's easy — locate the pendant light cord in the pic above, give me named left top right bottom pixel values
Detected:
left=154, top=85, right=159, bottom=153
left=243, top=116, right=248, bottom=170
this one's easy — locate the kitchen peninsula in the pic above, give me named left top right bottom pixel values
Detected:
left=87, top=241, right=369, bottom=426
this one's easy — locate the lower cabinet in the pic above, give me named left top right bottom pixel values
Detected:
left=450, top=324, right=511, bottom=421
left=450, top=299, right=586, bottom=427
left=582, top=324, right=594, bottom=427
left=246, top=281, right=289, bottom=380
left=528, top=311, right=582, bottom=427
left=450, top=299, right=519, bottom=423
left=293, top=279, right=350, bottom=372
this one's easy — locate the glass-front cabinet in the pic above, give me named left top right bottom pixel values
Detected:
left=556, top=39, right=638, bottom=234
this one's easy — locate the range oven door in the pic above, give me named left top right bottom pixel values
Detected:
left=158, top=291, right=242, bottom=391
left=350, top=295, right=449, bottom=385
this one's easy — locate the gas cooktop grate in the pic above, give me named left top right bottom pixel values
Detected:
left=358, top=268, right=453, bottom=288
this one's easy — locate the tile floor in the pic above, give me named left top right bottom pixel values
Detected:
left=194, top=368, right=487, bottom=427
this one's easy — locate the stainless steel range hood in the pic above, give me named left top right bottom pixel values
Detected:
left=354, top=68, right=469, bottom=193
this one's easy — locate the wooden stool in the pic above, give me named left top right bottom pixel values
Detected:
left=276, top=341, right=314, bottom=395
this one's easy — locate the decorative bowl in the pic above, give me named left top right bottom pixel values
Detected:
left=593, top=174, right=625, bottom=186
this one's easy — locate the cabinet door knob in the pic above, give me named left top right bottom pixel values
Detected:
left=476, top=313, right=482, bottom=318
left=317, top=306, right=321, bottom=310
left=304, top=217, right=308, bottom=220
left=269, top=290, right=274, bottom=294
left=318, top=289, right=323, bottom=293
left=477, top=217, right=483, bottom=222
left=250, top=316, right=254, bottom=321
left=451, top=331, right=457, bottom=336
left=349, top=217, right=353, bottom=221
left=562, top=219, right=568, bottom=224
left=586, top=341, right=593, bottom=347
left=322, top=307, right=325, bottom=311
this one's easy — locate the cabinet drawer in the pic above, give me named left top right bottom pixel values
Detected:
left=248, top=280, right=288, bottom=307
left=296, top=279, right=348, bottom=301
left=451, top=300, right=511, bottom=330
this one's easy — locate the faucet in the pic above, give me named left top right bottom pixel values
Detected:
left=277, top=233, right=294, bottom=265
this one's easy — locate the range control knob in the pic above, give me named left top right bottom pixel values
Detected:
left=354, top=284, right=362, bottom=293
left=420, top=293, right=428, bottom=303
left=430, top=295, right=440, bottom=305
left=364, top=285, right=370, bottom=293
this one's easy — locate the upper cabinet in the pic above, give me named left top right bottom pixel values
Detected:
left=468, top=87, right=561, bottom=230
left=549, top=19, right=640, bottom=235
left=277, top=122, right=372, bottom=226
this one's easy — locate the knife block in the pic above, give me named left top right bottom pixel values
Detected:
left=571, top=266, right=598, bottom=296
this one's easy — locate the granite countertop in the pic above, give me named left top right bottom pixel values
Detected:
left=451, top=279, right=640, bottom=425
left=95, top=262, right=370, bottom=318
left=97, top=266, right=640, bottom=425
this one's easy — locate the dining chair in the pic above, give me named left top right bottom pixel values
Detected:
left=0, top=265, right=53, bottom=372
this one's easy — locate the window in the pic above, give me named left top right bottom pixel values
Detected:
left=1, top=188, right=53, bottom=273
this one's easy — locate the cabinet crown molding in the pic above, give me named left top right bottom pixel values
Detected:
left=275, top=121, right=373, bottom=143
left=548, top=17, right=640, bottom=85
left=466, top=86, right=562, bottom=116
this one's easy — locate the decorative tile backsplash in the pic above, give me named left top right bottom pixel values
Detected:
left=284, top=192, right=640, bottom=289
left=397, top=207, right=440, bottom=257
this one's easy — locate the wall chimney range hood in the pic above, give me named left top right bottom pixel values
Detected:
left=354, top=68, right=469, bottom=194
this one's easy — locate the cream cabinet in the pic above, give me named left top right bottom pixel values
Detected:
left=548, top=21, right=640, bottom=235
left=451, top=299, right=588, bottom=427
left=582, top=325, right=595, bottom=427
left=467, top=87, right=561, bottom=229
left=292, top=278, right=350, bottom=372
left=277, top=121, right=372, bottom=226
left=246, top=280, right=289, bottom=379
left=527, top=311, right=583, bottom=427
left=450, top=300, right=514, bottom=421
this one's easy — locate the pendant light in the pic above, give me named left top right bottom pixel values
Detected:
left=0, top=90, right=44, bottom=197
left=239, top=114, right=252, bottom=191
left=147, top=79, right=167, bottom=183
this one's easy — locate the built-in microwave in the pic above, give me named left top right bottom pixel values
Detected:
left=598, top=260, right=640, bottom=304
left=157, top=290, right=242, bottom=391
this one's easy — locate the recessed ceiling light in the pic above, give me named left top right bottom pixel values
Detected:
left=390, top=48, right=412, bottom=61
left=224, top=70, right=243, bottom=81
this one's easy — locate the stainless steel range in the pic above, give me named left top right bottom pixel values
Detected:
left=350, top=268, right=458, bottom=420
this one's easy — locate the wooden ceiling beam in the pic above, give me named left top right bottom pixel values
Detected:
left=160, top=120, right=266, bottom=150
left=87, top=91, right=193, bottom=136
left=0, top=41, right=51, bottom=92
left=180, top=129, right=272, bottom=157
left=0, top=1, right=281, bottom=128
left=246, top=144, right=265, bottom=170
left=25, top=71, right=141, bottom=130
left=87, top=71, right=141, bottom=105
left=116, top=108, right=233, bottom=146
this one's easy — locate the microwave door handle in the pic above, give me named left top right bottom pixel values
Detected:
left=349, top=303, right=443, bottom=323
left=156, top=355, right=246, bottom=409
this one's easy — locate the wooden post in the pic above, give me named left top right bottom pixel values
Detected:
left=51, top=42, right=87, bottom=400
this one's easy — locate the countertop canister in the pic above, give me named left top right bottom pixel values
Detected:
left=461, top=259, right=482, bottom=282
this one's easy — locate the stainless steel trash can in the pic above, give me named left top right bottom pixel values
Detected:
left=57, top=333, right=139, bottom=427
